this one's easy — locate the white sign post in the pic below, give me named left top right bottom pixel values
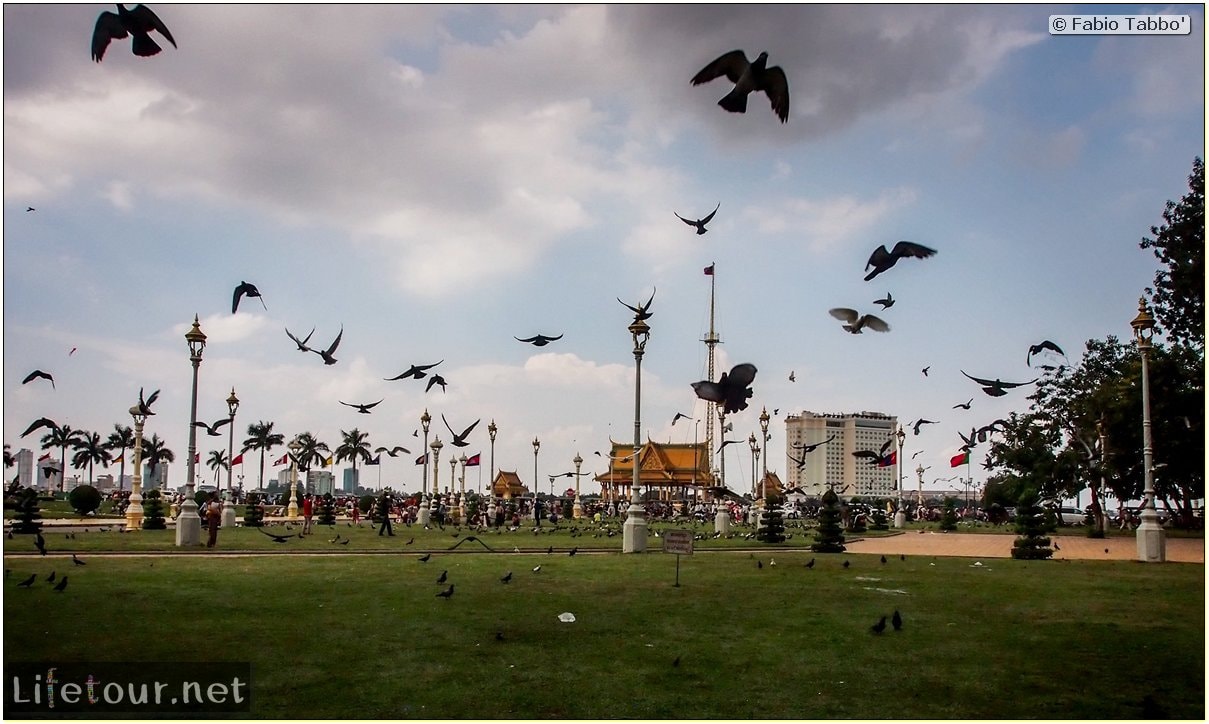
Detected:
left=662, top=529, right=694, bottom=587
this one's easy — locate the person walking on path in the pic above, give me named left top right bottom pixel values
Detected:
left=205, top=492, right=223, bottom=548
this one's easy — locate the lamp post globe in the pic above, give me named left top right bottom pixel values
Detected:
left=1130, top=298, right=1166, bottom=563
left=176, top=315, right=207, bottom=546
left=222, top=388, right=240, bottom=528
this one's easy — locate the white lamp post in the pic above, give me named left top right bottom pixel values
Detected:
left=572, top=453, right=584, bottom=519
left=287, top=437, right=301, bottom=520
left=176, top=315, right=206, bottom=546
left=126, top=405, right=147, bottom=530
left=622, top=313, right=649, bottom=553
left=487, top=420, right=498, bottom=523
left=419, top=410, right=432, bottom=526
left=222, top=388, right=239, bottom=528
left=1131, top=298, right=1166, bottom=563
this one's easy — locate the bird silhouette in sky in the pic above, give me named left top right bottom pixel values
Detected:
left=691, top=363, right=757, bottom=415
left=961, top=371, right=1037, bottom=397
left=386, top=361, right=443, bottom=381
left=192, top=418, right=232, bottom=436
left=91, top=3, right=176, bottom=63
left=953, top=398, right=973, bottom=410
left=26, top=206, right=35, bottom=212
left=515, top=334, right=563, bottom=347
left=674, top=203, right=720, bottom=234
left=912, top=419, right=937, bottom=436
left=792, top=434, right=836, bottom=455
left=788, top=370, right=795, bottom=382
left=311, top=327, right=343, bottom=365
left=340, top=399, right=383, bottom=414
left=671, top=412, right=693, bottom=426
left=426, top=374, right=447, bottom=393
left=716, top=439, right=740, bottom=455
left=922, top=366, right=931, bottom=377
left=873, top=293, right=895, bottom=309
left=136, top=387, right=160, bottom=416
left=231, top=281, right=267, bottom=314
left=21, top=417, right=59, bottom=438
left=443, top=415, right=480, bottom=447
left=22, top=370, right=55, bottom=389
left=864, top=241, right=937, bottom=281
left=374, top=446, right=411, bottom=458
left=829, top=308, right=890, bottom=334
left=285, top=326, right=314, bottom=352
left=1027, top=340, right=1067, bottom=367
left=691, top=50, right=790, bottom=123
left=618, top=288, right=655, bottom=321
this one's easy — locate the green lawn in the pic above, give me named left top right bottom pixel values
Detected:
left=4, top=544, right=1203, bottom=719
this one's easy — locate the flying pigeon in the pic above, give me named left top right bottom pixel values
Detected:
left=22, top=370, right=55, bottom=389
left=873, top=293, right=895, bottom=309
left=691, top=363, right=757, bottom=415
left=961, top=371, right=1038, bottom=397
left=91, top=3, right=176, bottom=63
left=691, top=50, right=790, bottom=123
left=912, top=419, right=937, bottom=436
left=136, top=386, right=160, bottom=416
left=788, top=370, right=795, bottom=382
left=864, top=241, right=937, bottom=282
left=618, top=288, right=655, bottom=321
left=671, top=412, right=693, bottom=426
left=374, top=446, right=411, bottom=458
left=231, top=281, right=267, bottom=314
left=1027, top=340, right=1066, bottom=367
left=953, top=398, right=973, bottom=410
left=515, top=334, right=563, bottom=347
left=442, top=415, right=480, bottom=447
left=386, top=361, right=443, bottom=381
left=675, top=203, right=720, bottom=234
left=792, top=434, right=836, bottom=455
left=311, top=327, right=343, bottom=365
left=828, top=308, right=890, bottom=334
left=425, top=374, right=447, bottom=393
left=285, top=326, right=314, bottom=352
left=21, top=417, right=59, bottom=438
left=340, top=399, right=383, bottom=414
left=922, top=366, right=931, bottom=377
left=192, top=418, right=232, bottom=436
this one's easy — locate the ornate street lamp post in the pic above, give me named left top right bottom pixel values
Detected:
left=894, top=424, right=906, bottom=527
left=532, top=437, right=540, bottom=525
left=487, top=419, right=498, bottom=523
left=572, top=452, right=583, bottom=519
left=430, top=437, right=443, bottom=522
left=622, top=313, right=649, bottom=553
left=1131, top=298, right=1166, bottom=563
left=458, top=453, right=467, bottom=525
left=287, top=437, right=301, bottom=520
left=759, top=406, right=770, bottom=493
left=222, top=388, right=239, bottom=528
left=176, top=315, right=206, bottom=546
left=419, top=410, right=432, bottom=526
left=126, top=404, right=147, bottom=530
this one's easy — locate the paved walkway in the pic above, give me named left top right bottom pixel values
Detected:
left=844, top=531, right=1204, bottom=563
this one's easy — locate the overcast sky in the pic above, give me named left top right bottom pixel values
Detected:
left=3, top=4, right=1204, bottom=499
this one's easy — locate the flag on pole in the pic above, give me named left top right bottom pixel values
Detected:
left=324, top=456, right=333, bottom=466
left=194, top=453, right=200, bottom=464
left=231, top=453, right=244, bottom=466
left=273, top=453, right=288, bottom=466
left=38, top=453, right=51, bottom=462
left=466, top=453, right=481, bottom=467
left=878, top=451, right=897, bottom=468
left=113, top=454, right=124, bottom=464
left=950, top=450, right=970, bottom=468
left=366, top=456, right=380, bottom=466
left=704, top=263, right=715, bottom=275
left=415, top=453, right=428, bottom=465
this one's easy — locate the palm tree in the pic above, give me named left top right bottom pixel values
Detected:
left=71, top=430, right=112, bottom=487
left=293, top=432, right=331, bottom=472
left=105, top=424, right=135, bottom=492
left=242, top=420, right=285, bottom=491
left=335, top=428, right=373, bottom=488
left=142, top=434, right=176, bottom=488
left=4, top=443, right=14, bottom=469
left=40, top=424, right=83, bottom=492
left=206, top=449, right=228, bottom=487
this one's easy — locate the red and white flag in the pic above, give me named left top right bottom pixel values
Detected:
left=273, top=453, right=289, bottom=466
left=231, top=453, right=244, bottom=466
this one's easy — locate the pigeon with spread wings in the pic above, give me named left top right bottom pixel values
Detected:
left=961, top=371, right=1037, bottom=397
left=285, top=326, right=314, bottom=352
left=675, top=203, right=720, bottom=235
left=618, top=288, right=655, bottom=321
left=691, top=50, right=790, bottom=123
left=691, top=363, right=757, bottom=415
left=385, top=361, right=443, bottom=381
left=340, top=399, right=383, bottom=414
left=442, top=415, right=480, bottom=447
left=864, top=241, right=937, bottom=282
left=136, top=387, right=160, bottom=416
left=231, top=281, right=267, bottom=314
left=22, top=370, right=55, bottom=389
left=515, top=334, right=563, bottom=347
left=829, top=308, right=890, bottom=334
left=1027, top=340, right=1067, bottom=367
left=311, top=327, right=343, bottom=366
left=91, top=4, right=176, bottom=63
left=192, top=418, right=232, bottom=436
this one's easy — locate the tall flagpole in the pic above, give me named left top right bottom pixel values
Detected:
left=703, top=262, right=720, bottom=494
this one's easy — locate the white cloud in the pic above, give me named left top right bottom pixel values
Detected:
left=744, top=187, right=919, bottom=251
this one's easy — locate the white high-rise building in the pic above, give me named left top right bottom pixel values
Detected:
left=16, top=448, right=34, bottom=489
left=785, top=411, right=900, bottom=499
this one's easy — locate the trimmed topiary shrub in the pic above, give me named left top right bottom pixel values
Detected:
left=869, top=505, right=889, bottom=531
left=318, top=493, right=337, bottom=525
left=142, top=489, right=167, bottom=530
left=359, top=495, right=375, bottom=514
left=12, top=488, right=44, bottom=535
left=939, top=496, right=958, bottom=532
left=243, top=492, right=265, bottom=527
left=758, top=496, right=786, bottom=543
left=811, top=489, right=846, bottom=553
left=1011, top=492, right=1053, bottom=560
left=68, top=484, right=102, bottom=516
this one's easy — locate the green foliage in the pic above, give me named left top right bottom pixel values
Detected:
left=11, top=488, right=44, bottom=534
left=939, top=497, right=958, bottom=531
left=359, top=495, right=375, bottom=514
left=757, top=495, right=786, bottom=543
left=194, top=490, right=210, bottom=507
left=811, top=489, right=846, bottom=553
left=869, top=505, right=889, bottom=531
left=1011, top=492, right=1053, bottom=560
left=142, top=489, right=166, bottom=530
left=318, top=493, right=337, bottom=525
left=243, top=492, right=265, bottom=527
left=68, top=484, right=102, bottom=515
left=1140, top=157, right=1204, bottom=349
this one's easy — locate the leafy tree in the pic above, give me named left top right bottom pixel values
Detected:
left=293, top=432, right=330, bottom=473
left=811, top=488, right=846, bottom=553
left=142, top=434, right=175, bottom=488
left=1011, top=491, right=1053, bottom=560
left=869, top=504, right=889, bottom=531
left=242, top=420, right=285, bottom=492
left=71, top=430, right=112, bottom=487
left=206, top=449, right=228, bottom=488
left=105, top=424, right=134, bottom=491
left=1140, top=157, right=1203, bottom=349
left=4, top=443, right=14, bottom=469
left=335, top=428, right=373, bottom=482
left=40, top=423, right=82, bottom=492
left=68, top=484, right=102, bottom=515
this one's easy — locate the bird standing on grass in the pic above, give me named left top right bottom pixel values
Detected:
left=870, top=615, right=887, bottom=634
left=436, top=584, right=454, bottom=599
left=892, top=610, right=903, bottom=631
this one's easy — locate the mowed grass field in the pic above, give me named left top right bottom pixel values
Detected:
left=4, top=541, right=1204, bottom=719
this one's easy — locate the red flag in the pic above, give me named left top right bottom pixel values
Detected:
left=38, top=453, right=51, bottom=462
left=466, top=453, right=481, bottom=466
left=704, top=264, right=715, bottom=275
left=878, top=451, right=896, bottom=468
left=273, top=454, right=288, bottom=466
left=415, top=453, right=428, bottom=465
left=950, top=450, right=970, bottom=468
left=230, top=453, right=244, bottom=466
left=194, top=453, right=200, bottom=464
